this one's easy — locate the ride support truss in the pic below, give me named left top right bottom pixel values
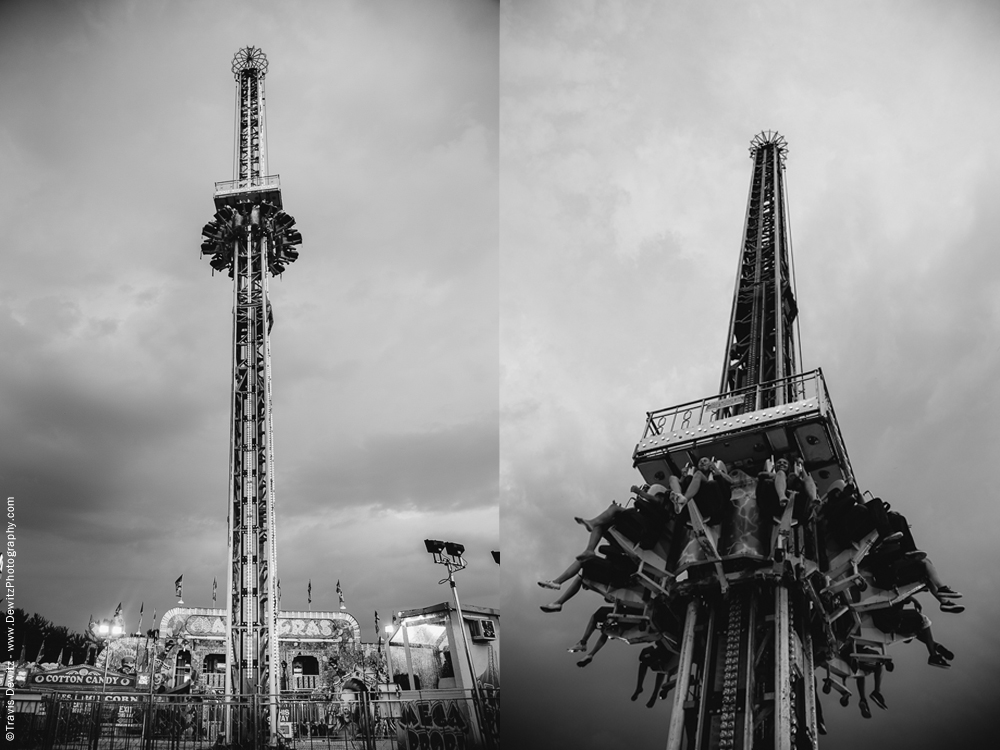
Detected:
left=199, top=46, right=302, bottom=749
left=643, top=134, right=825, bottom=750
left=720, top=131, right=800, bottom=411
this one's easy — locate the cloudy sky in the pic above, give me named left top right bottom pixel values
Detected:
left=5, top=0, right=1000, bottom=747
left=0, top=0, right=498, bottom=646
left=502, top=2, right=1000, bottom=749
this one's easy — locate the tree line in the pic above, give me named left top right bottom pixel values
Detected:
left=2, top=608, right=93, bottom=665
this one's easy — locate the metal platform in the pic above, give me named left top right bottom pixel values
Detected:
left=633, top=368, right=854, bottom=497
left=213, top=174, right=283, bottom=210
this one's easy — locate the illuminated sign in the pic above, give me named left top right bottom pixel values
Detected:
left=277, top=618, right=354, bottom=640
left=26, top=665, right=136, bottom=690
left=166, top=610, right=361, bottom=642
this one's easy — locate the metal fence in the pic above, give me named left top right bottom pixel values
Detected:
left=11, top=690, right=498, bottom=750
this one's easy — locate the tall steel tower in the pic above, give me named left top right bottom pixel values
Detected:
left=720, top=132, right=800, bottom=404
left=631, top=132, right=854, bottom=750
left=199, top=46, right=302, bottom=747
left=664, top=132, right=819, bottom=750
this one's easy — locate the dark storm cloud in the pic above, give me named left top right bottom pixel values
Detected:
left=2, top=0, right=498, bottom=640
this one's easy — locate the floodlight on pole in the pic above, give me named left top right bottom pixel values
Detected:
left=423, top=538, right=467, bottom=570
left=422, top=540, right=494, bottom=750
left=94, top=613, right=125, bottom=699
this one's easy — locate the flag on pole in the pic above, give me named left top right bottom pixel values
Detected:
left=307, top=579, right=312, bottom=605
left=337, top=580, right=345, bottom=610
left=277, top=578, right=282, bottom=603
left=113, top=604, right=125, bottom=632
left=151, top=608, right=157, bottom=638
left=137, top=602, right=144, bottom=635
left=212, top=578, right=218, bottom=604
left=56, top=647, right=64, bottom=666
left=34, top=632, right=47, bottom=664
left=375, top=611, right=382, bottom=654
left=175, top=575, right=184, bottom=601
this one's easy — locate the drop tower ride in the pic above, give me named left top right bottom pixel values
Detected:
left=631, top=132, right=852, bottom=749
left=199, top=46, right=302, bottom=747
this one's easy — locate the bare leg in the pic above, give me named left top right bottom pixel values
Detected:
left=684, top=473, right=703, bottom=501
left=540, top=576, right=583, bottom=613
left=575, top=504, right=625, bottom=560
left=574, top=610, right=603, bottom=652
left=548, top=560, right=583, bottom=585
left=646, top=671, right=667, bottom=708
left=774, top=469, right=788, bottom=506
left=924, top=559, right=944, bottom=592
left=553, top=577, right=582, bottom=606
left=578, top=503, right=622, bottom=529
left=576, top=525, right=608, bottom=560
left=665, top=476, right=686, bottom=512
left=631, top=661, right=649, bottom=700
left=577, top=632, right=608, bottom=667
left=801, top=473, right=817, bottom=503
left=678, top=474, right=709, bottom=523
left=795, top=461, right=818, bottom=517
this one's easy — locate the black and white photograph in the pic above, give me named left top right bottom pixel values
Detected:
left=1, top=1, right=498, bottom=747
left=4, top=0, right=1000, bottom=749
left=502, top=2, right=999, bottom=749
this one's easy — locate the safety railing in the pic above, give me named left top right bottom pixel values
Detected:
left=214, top=174, right=281, bottom=197
left=642, top=369, right=829, bottom=439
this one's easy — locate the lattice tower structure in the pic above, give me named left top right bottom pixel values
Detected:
left=720, top=132, right=801, bottom=410
left=199, top=46, right=303, bottom=748
left=665, top=132, right=817, bottom=750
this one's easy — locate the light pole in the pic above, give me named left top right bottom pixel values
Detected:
left=94, top=619, right=126, bottom=695
left=423, top=540, right=494, bottom=750
left=89, top=617, right=124, bottom=750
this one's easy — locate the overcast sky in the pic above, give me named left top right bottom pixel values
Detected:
left=502, top=1, right=1000, bottom=749
left=0, top=0, right=498, bottom=645
left=5, top=0, right=1000, bottom=747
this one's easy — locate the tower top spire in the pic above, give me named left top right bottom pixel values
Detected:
left=231, top=46, right=268, bottom=81
left=749, top=130, right=788, bottom=166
